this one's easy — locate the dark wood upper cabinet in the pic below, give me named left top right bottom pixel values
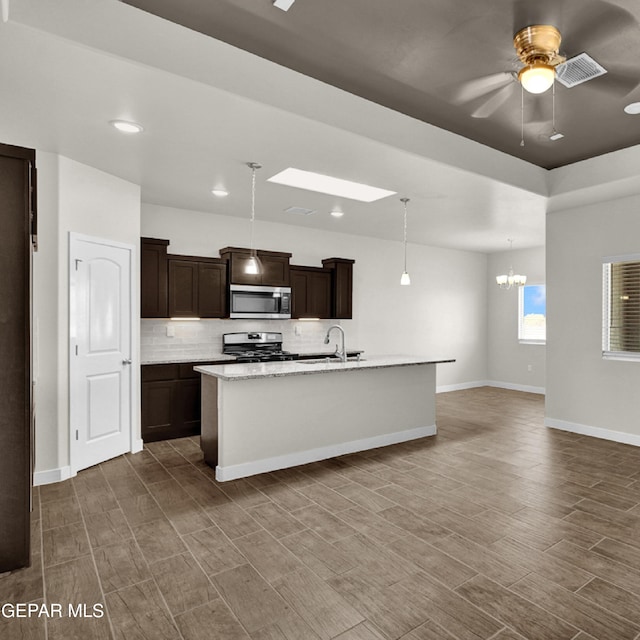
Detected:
left=0, top=142, right=36, bottom=573
left=141, top=237, right=169, bottom=317
left=168, top=255, right=227, bottom=318
left=291, top=266, right=331, bottom=319
left=199, top=261, right=227, bottom=318
left=322, top=258, right=355, bottom=319
left=220, top=247, right=291, bottom=286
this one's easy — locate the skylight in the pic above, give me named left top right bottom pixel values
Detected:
left=267, top=168, right=396, bottom=203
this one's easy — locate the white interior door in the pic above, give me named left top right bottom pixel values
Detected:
left=70, top=233, right=133, bottom=473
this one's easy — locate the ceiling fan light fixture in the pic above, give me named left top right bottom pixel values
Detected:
left=518, top=64, right=555, bottom=94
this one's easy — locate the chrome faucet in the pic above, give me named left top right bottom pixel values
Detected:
left=324, top=324, right=347, bottom=362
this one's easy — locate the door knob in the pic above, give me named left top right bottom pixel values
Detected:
left=122, top=359, right=132, bottom=365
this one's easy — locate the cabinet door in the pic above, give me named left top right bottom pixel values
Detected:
left=168, top=259, right=199, bottom=317
left=260, top=255, right=290, bottom=286
left=174, top=379, right=202, bottom=437
left=333, top=262, right=353, bottom=319
left=198, top=262, right=227, bottom=318
left=308, top=271, right=331, bottom=318
left=291, top=269, right=308, bottom=318
left=141, top=380, right=176, bottom=442
left=229, top=253, right=262, bottom=286
left=141, top=238, right=169, bottom=317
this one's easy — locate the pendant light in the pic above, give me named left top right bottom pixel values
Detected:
left=496, top=238, right=527, bottom=289
left=400, top=197, right=411, bottom=286
left=245, top=162, right=261, bottom=275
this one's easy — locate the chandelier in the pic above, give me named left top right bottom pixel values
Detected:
left=496, top=239, right=526, bottom=289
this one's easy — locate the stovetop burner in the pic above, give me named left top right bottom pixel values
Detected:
left=223, top=331, right=297, bottom=363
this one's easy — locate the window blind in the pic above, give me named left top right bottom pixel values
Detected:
left=603, top=257, right=640, bottom=355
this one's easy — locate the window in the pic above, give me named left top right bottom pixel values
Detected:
left=603, top=255, right=640, bottom=359
left=518, top=284, right=546, bottom=344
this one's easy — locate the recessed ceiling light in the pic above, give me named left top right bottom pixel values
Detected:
left=623, top=102, right=640, bottom=115
left=110, top=120, right=144, bottom=134
left=330, top=210, right=344, bottom=218
left=267, top=168, right=396, bottom=203
left=211, top=188, right=229, bottom=197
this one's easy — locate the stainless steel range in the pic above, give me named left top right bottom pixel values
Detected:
left=222, top=332, right=297, bottom=362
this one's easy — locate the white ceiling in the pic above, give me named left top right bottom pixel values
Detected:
left=3, top=0, right=628, bottom=253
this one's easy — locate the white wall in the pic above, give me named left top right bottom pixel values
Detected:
left=33, top=154, right=141, bottom=480
left=487, top=246, right=546, bottom=393
left=546, top=193, right=640, bottom=443
left=142, top=204, right=488, bottom=389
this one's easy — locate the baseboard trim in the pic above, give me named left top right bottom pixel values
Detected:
left=33, top=466, right=73, bottom=486
left=487, top=381, right=545, bottom=395
left=216, top=424, right=437, bottom=482
left=437, top=380, right=488, bottom=393
left=131, top=438, right=144, bottom=454
left=545, top=417, right=640, bottom=447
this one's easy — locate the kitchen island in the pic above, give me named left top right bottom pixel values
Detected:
left=195, top=356, right=454, bottom=481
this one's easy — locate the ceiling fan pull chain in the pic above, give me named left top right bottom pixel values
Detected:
left=520, top=84, right=525, bottom=147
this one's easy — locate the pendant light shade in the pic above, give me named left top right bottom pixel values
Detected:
left=246, top=162, right=262, bottom=275
left=400, top=197, right=411, bottom=286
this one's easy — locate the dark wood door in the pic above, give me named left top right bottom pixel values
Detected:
left=199, top=261, right=227, bottom=318
left=307, top=271, right=331, bottom=318
left=168, top=258, right=199, bottom=317
left=323, top=258, right=354, bottom=319
left=141, top=380, right=176, bottom=442
left=140, top=238, right=169, bottom=317
left=174, top=379, right=202, bottom=437
left=259, top=255, right=290, bottom=286
left=291, top=268, right=308, bottom=318
left=0, top=143, right=35, bottom=572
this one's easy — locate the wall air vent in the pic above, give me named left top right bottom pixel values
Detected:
left=284, top=206, right=316, bottom=216
left=555, top=53, right=607, bottom=88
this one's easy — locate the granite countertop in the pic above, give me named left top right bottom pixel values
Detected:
left=195, top=355, right=455, bottom=382
left=140, top=348, right=364, bottom=366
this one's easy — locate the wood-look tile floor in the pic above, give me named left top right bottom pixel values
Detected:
left=3, top=387, right=640, bottom=639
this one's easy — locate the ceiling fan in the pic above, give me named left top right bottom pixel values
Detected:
left=452, top=2, right=640, bottom=120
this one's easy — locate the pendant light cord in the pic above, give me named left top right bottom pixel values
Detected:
left=401, top=197, right=409, bottom=272
left=250, top=165, right=256, bottom=254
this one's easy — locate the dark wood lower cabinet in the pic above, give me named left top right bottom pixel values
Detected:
left=141, top=362, right=222, bottom=442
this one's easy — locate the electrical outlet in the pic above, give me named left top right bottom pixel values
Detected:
left=527, top=364, right=533, bottom=372
left=166, top=325, right=175, bottom=338
left=294, top=324, right=302, bottom=336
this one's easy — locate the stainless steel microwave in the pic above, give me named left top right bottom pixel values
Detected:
left=229, top=284, right=292, bottom=319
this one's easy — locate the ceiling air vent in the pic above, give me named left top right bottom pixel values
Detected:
left=284, top=206, right=316, bottom=216
left=555, top=53, right=607, bottom=88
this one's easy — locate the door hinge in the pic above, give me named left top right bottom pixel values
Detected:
left=75, top=430, right=79, bottom=441
left=75, top=345, right=78, bottom=356
left=75, top=259, right=83, bottom=270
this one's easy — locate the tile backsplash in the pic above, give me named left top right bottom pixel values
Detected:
left=140, top=318, right=347, bottom=363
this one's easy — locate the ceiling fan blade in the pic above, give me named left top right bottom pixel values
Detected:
left=471, top=83, right=516, bottom=118
left=451, top=72, right=514, bottom=105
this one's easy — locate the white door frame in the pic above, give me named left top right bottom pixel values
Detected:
left=69, top=232, right=142, bottom=476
